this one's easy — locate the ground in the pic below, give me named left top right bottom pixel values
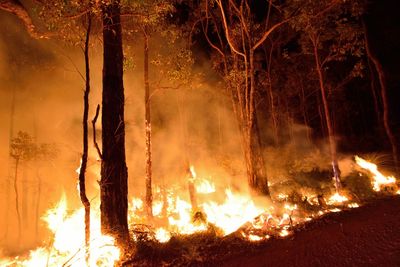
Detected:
left=218, top=196, right=400, bottom=267
left=124, top=196, right=400, bottom=266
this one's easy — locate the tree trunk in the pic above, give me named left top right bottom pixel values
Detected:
left=245, top=116, right=270, bottom=196
left=264, top=48, right=279, bottom=145
left=313, top=41, right=341, bottom=191
left=21, top=163, right=28, bottom=229
left=78, top=11, right=92, bottom=259
left=248, top=49, right=270, bottom=196
left=14, top=157, right=21, bottom=245
left=364, top=27, right=399, bottom=174
left=5, top=85, right=16, bottom=241
left=100, top=0, right=129, bottom=247
left=35, top=169, right=41, bottom=242
left=299, top=77, right=312, bottom=143
left=143, top=29, right=153, bottom=219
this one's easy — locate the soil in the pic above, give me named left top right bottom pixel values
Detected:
left=216, top=196, right=400, bottom=267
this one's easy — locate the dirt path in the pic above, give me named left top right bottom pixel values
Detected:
left=218, top=196, right=400, bottom=267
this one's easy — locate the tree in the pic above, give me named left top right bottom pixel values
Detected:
left=10, top=131, right=35, bottom=244
left=124, top=1, right=174, bottom=219
left=191, top=0, right=288, bottom=196
left=77, top=9, right=92, bottom=258
left=100, top=0, right=130, bottom=247
left=363, top=22, right=399, bottom=174
left=286, top=0, right=365, bottom=191
left=9, top=131, right=56, bottom=245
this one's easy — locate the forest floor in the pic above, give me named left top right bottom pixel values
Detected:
left=124, top=195, right=400, bottom=267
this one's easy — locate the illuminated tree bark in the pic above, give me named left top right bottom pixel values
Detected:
left=100, top=0, right=129, bottom=247
left=143, top=28, right=153, bottom=219
left=311, top=35, right=341, bottom=191
left=78, top=11, right=92, bottom=257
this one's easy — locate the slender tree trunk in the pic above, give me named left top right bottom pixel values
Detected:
left=78, top=12, right=92, bottom=259
left=313, top=40, right=341, bottom=191
left=100, top=0, right=129, bottom=247
left=264, top=48, right=279, bottom=145
left=299, top=77, right=312, bottom=143
left=14, top=157, right=21, bottom=245
left=364, top=27, right=399, bottom=173
left=35, top=169, right=41, bottom=242
left=143, top=29, right=153, bottom=219
left=21, top=163, right=28, bottom=230
left=362, top=21, right=383, bottom=137
left=176, top=93, right=198, bottom=211
left=267, top=76, right=279, bottom=145
left=5, top=85, right=16, bottom=241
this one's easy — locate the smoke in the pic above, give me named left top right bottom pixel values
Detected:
left=0, top=7, right=367, bottom=256
left=0, top=11, right=245, bottom=253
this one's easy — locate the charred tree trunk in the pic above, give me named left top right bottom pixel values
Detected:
left=78, top=12, right=92, bottom=257
left=364, top=27, right=399, bottom=174
left=100, top=0, right=129, bottom=247
left=312, top=39, right=341, bottom=191
left=143, top=29, right=153, bottom=219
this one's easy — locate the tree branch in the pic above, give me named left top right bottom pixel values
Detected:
left=0, top=0, right=48, bottom=39
left=92, top=104, right=102, bottom=159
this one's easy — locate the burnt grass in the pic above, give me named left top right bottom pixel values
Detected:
left=122, top=195, right=400, bottom=267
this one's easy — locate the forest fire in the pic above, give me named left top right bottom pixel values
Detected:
left=2, top=194, right=119, bottom=267
left=355, top=156, right=398, bottom=192
left=2, top=156, right=398, bottom=266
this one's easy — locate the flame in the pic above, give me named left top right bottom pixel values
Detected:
left=195, top=178, right=216, bottom=194
left=9, top=158, right=400, bottom=263
left=155, top=228, right=171, bottom=243
left=355, top=156, right=397, bottom=191
left=326, top=192, right=348, bottom=205
left=189, top=165, right=196, bottom=179
left=6, top=196, right=119, bottom=267
left=201, top=189, right=265, bottom=235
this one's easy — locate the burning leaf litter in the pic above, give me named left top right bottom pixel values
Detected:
left=2, top=156, right=399, bottom=266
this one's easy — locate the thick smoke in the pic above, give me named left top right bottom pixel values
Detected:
left=0, top=10, right=244, bottom=253
left=0, top=7, right=359, bottom=255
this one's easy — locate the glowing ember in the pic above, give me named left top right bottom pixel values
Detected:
left=347, top=203, right=359, bottom=208
left=277, top=193, right=288, bottom=200
left=326, top=192, right=348, bottom=205
left=155, top=228, right=171, bottom=243
left=355, top=156, right=397, bottom=191
left=329, top=208, right=342, bottom=213
left=279, top=228, right=291, bottom=237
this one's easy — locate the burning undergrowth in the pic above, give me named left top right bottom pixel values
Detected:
left=1, top=155, right=399, bottom=266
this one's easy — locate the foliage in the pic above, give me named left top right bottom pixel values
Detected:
left=10, top=131, right=57, bottom=162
